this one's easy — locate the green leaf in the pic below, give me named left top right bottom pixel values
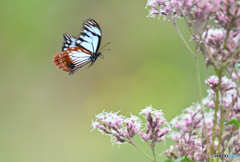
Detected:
left=235, top=63, right=240, bottom=70
left=164, top=157, right=195, bottom=162
left=179, top=157, right=195, bottom=162
left=226, top=119, right=240, bottom=129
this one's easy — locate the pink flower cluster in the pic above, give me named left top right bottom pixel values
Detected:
left=204, top=75, right=240, bottom=159
left=170, top=104, right=203, bottom=142
left=204, top=75, right=239, bottom=110
left=146, top=0, right=240, bottom=161
left=202, top=28, right=240, bottom=67
left=215, top=0, right=240, bottom=30
left=139, top=105, right=171, bottom=143
left=166, top=75, right=240, bottom=161
left=92, top=106, right=171, bottom=146
left=168, top=101, right=240, bottom=160
left=146, top=0, right=240, bottom=69
left=146, top=0, right=240, bottom=30
left=91, top=111, right=141, bottom=144
left=146, top=0, right=215, bottom=25
left=205, top=75, right=237, bottom=92
left=164, top=139, right=219, bottom=161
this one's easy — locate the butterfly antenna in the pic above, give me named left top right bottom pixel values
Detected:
left=101, top=49, right=111, bottom=52
left=99, top=42, right=110, bottom=52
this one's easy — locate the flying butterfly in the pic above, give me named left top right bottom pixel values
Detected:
left=53, top=19, right=107, bottom=75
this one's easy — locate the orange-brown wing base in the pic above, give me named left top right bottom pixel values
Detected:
left=53, top=52, right=73, bottom=72
left=53, top=47, right=92, bottom=73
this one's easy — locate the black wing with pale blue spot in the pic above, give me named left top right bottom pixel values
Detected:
left=61, top=34, right=77, bottom=52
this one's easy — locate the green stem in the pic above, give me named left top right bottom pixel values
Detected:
left=183, top=17, right=193, bottom=35
left=196, top=55, right=203, bottom=100
left=215, top=70, right=223, bottom=162
left=131, top=142, right=155, bottom=162
left=211, top=69, right=223, bottom=161
left=151, top=145, right=157, bottom=162
left=217, top=106, right=224, bottom=158
left=173, top=22, right=196, bottom=58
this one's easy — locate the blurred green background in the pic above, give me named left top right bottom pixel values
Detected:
left=0, top=0, right=208, bottom=161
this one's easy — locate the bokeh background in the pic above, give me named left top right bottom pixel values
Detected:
left=0, top=0, right=209, bottom=161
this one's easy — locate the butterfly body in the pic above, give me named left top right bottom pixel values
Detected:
left=53, top=19, right=102, bottom=75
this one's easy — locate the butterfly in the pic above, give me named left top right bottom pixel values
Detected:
left=53, top=19, right=105, bottom=75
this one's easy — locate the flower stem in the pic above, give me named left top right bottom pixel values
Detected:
left=195, top=55, right=203, bottom=100
left=217, top=106, right=224, bottom=157
left=151, top=143, right=157, bottom=162
left=130, top=142, right=155, bottom=162
left=151, top=147, right=156, bottom=162
left=211, top=69, right=223, bottom=160
left=173, top=22, right=196, bottom=58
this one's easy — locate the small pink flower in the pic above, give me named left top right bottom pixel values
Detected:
left=205, top=75, right=236, bottom=92
left=151, top=2, right=158, bottom=10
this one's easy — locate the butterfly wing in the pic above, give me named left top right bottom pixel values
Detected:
left=76, top=19, right=102, bottom=53
left=61, top=34, right=77, bottom=52
left=53, top=47, right=92, bottom=75
left=61, top=19, right=102, bottom=53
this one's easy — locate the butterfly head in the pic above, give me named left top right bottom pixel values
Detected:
left=97, top=42, right=111, bottom=60
left=89, top=52, right=102, bottom=67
